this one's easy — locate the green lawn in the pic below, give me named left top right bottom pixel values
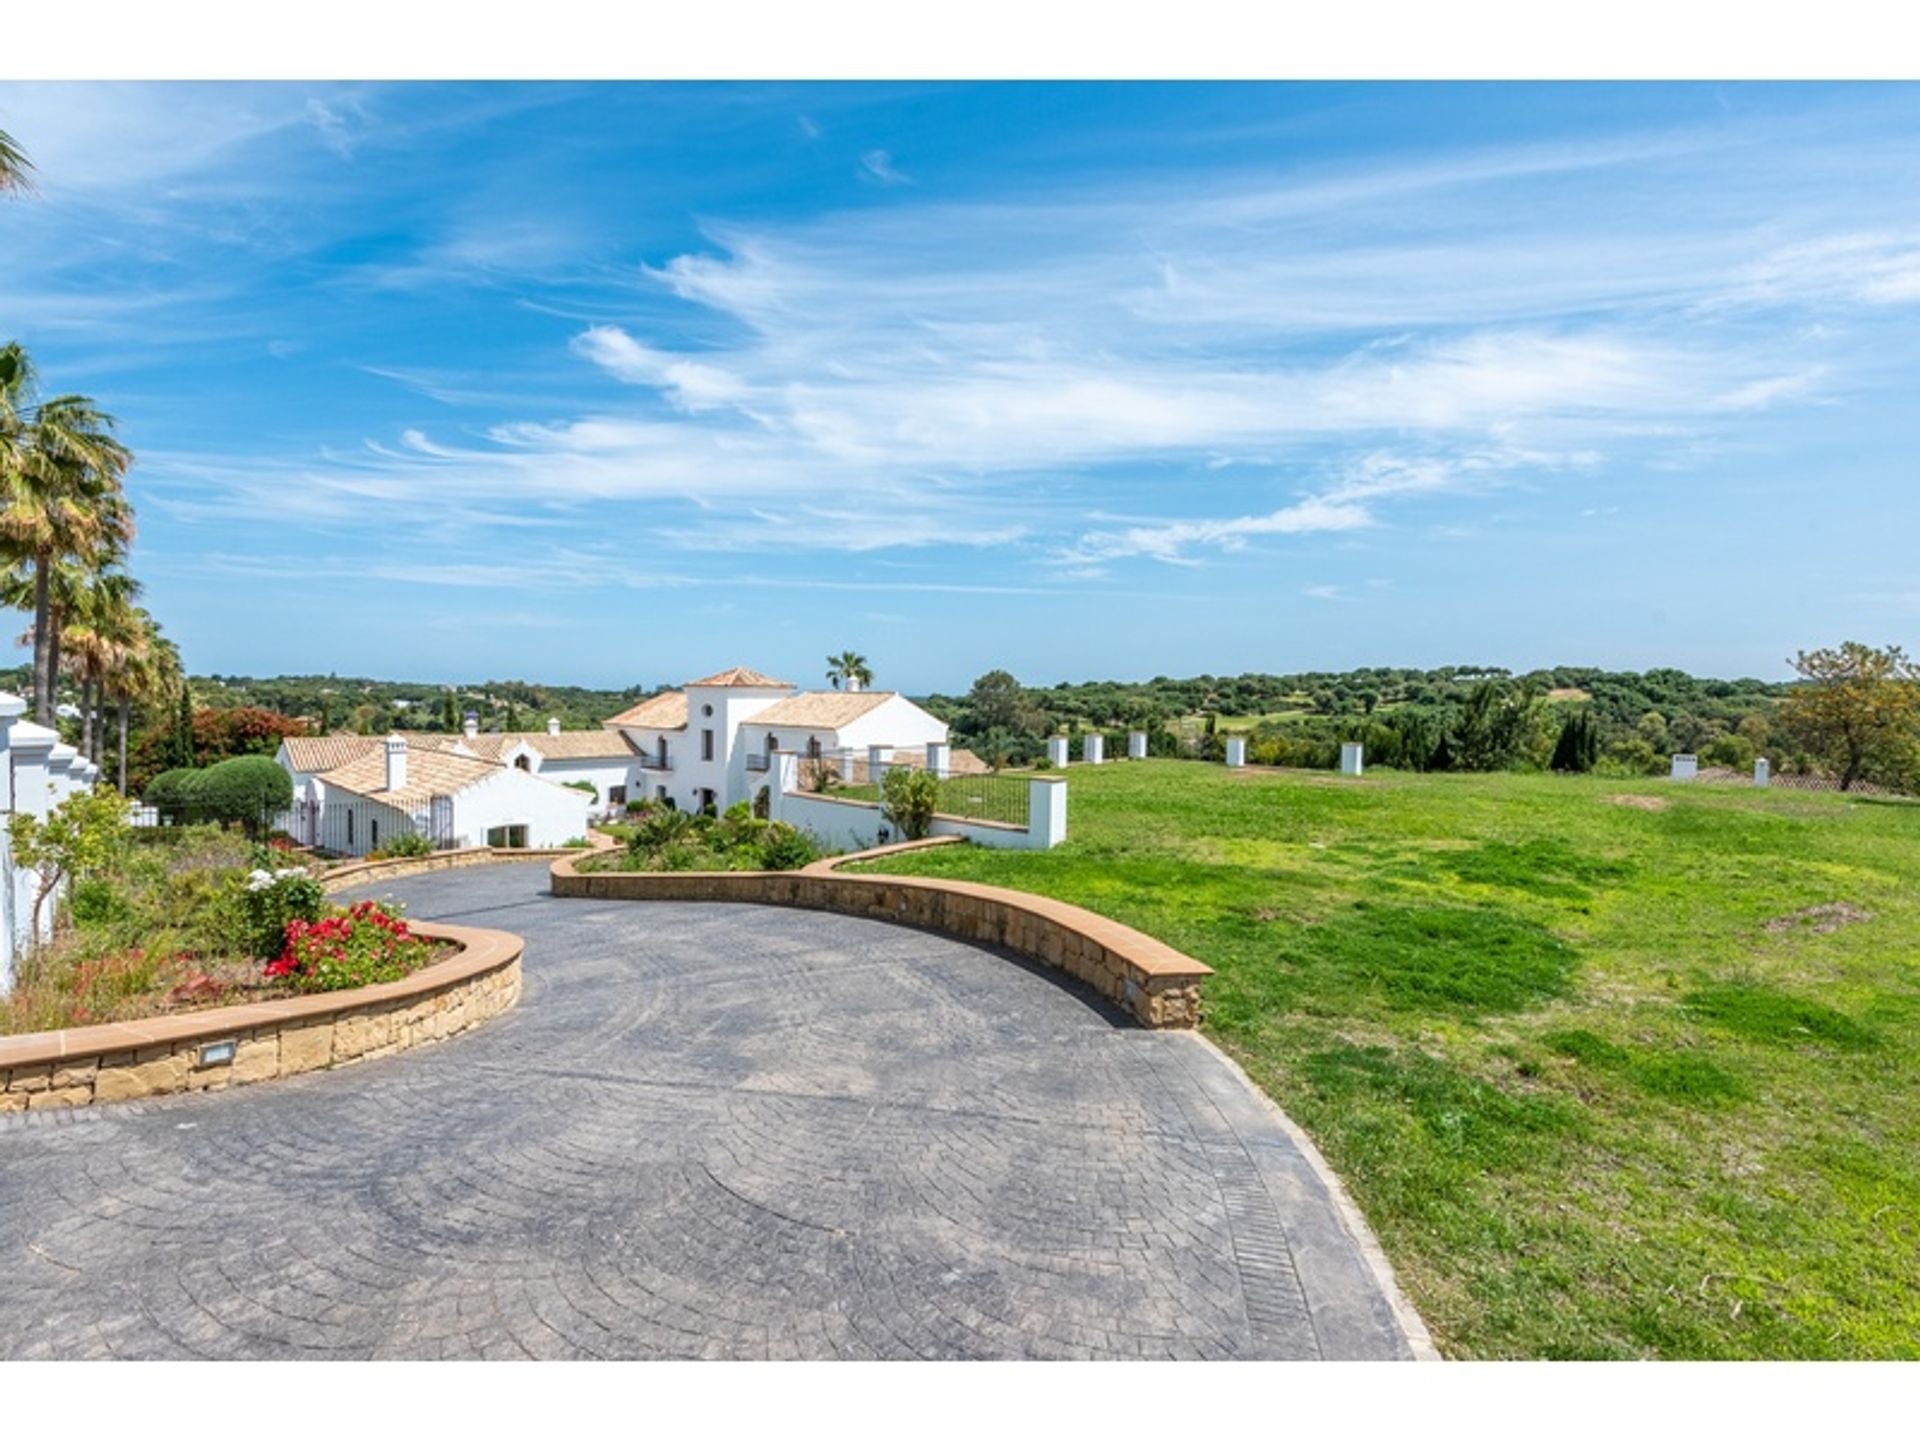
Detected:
left=855, top=761, right=1920, bottom=1359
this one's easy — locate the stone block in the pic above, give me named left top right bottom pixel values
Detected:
left=95, top=1049, right=192, bottom=1101
left=279, top=1022, right=335, bottom=1074
left=7, top=1063, right=52, bottom=1093
left=232, top=1035, right=280, bottom=1084
left=0, top=1090, right=26, bottom=1112
left=28, top=1085, right=91, bottom=1109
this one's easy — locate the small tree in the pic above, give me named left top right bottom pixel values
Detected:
left=1780, top=641, right=1920, bottom=791
left=881, top=766, right=940, bottom=841
left=1550, top=709, right=1600, bottom=773
left=8, top=786, right=132, bottom=947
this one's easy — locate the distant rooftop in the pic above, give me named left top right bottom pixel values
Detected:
left=683, top=666, right=793, bottom=689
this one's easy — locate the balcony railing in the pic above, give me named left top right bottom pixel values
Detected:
left=745, top=753, right=771, bottom=772
left=638, top=754, right=674, bottom=771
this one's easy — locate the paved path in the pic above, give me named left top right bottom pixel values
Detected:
left=0, top=863, right=1421, bottom=1360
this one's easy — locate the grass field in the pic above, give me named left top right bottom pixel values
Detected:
left=855, top=761, right=1920, bottom=1359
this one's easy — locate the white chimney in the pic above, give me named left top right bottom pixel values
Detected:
left=385, top=734, right=408, bottom=792
left=547, top=716, right=561, bottom=736
left=463, top=713, right=478, bottom=739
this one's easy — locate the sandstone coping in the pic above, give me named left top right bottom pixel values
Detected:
left=549, top=843, right=1211, bottom=1030
left=0, top=919, right=523, bottom=1111
left=319, top=832, right=617, bottom=893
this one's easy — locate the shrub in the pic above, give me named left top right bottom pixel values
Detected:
left=233, top=859, right=327, bottom=960
left=564, top=779, right=597, bottom=795
left=759, top=823, right=820, bottom=870
left=881, top=766, right=940, bottom=841
left=265, top=899, right=436, bottom=993
left=194, top=755, right=294, bottom=836
left=144, top=767, right=199, bottom=822
left=379, top=832, right=433, bottom=859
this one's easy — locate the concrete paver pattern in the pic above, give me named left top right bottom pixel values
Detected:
left=0, top=863, right=1419, bottom=1360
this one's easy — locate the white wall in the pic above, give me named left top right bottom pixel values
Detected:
left=767, top=757, right=1066, bottom=852
left=449, top=765, right=594, bottom=849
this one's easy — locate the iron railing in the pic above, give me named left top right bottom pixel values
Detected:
left=799, top=748, right=1031, bottom=829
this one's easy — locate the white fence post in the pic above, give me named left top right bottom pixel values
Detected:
left=926, top=741, right=951, bottom=779
left=1046, top=736, right=1070, bottom=767
left=0, top=693, right=20, bottom=994
left=1083, top=734, right=1105, bottom=765
left=867, top=743, right=887, bottom=790
left=1127, top=730, right=1148, bottom=760
left=1670, top=753, right=1697, bottom=782
left=1753, top=757, right=1770, bottom=788
left=1340, top=741, right=1365, bottom=776
left=1224, top=737, right=1247, bottom=768
left=1027, top=776, right=1068, bottom=848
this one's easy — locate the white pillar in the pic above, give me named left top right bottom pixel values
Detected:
left=926, top=741, right=951, bottom=779
left=867, top=743, right=887, bottom=788
left=1340, top=741, right=1365, bottom=776
left=0, top=692, right=21, bottom=994
left=385, top=734, right=409, bottom=793
left=8, top=717, right=61, bottom=953
left=463, top=714, right=478, bottom=739
left=1753, top=757, right=1770, bottom=788
left=48, top=742, right=77, bottom=804
left=1046, top=736, right=1070, bottom=767
left=1083, top=734, right=1105, bottom=765
left=1127, top=730, right=1148, bottom=760
left=1670, top=753, right=1697, bottom=782
left=1224, top=737, right=1247, bottom=768
left=1027, top=776, right=1068, bottom=848
left=546, top=716, right=561, bottom=736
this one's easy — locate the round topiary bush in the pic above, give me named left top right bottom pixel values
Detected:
left=143, top=767, right=200, bottom=822
left=194, top=755, right=294, bottom=837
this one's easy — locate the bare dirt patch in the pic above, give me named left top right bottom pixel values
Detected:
left=1762, top=902, right=1873, bottom=937
left=1609, top=794, right=1670, bottom=812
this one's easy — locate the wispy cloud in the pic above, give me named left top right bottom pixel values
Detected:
left=858, top=149, right=910, bottom=185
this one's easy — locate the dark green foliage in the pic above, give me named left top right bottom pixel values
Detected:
left=143, top=767, right=197, bottom=822
left=1551, top=708, right=1601, bottom=772
left=1684, top=985, right=1881, bottom=1051
left=191, top=755, right=294, bottom=836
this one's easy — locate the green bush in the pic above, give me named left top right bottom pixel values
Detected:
left=881, top=766, right=940, bottom=841
left=193, top=755, right=294, bottom=836
left=376, top=832, right=433, bottom=859
left=759, top=823, right=820, bottom=870
left=143, top=767, right=199, bottom=821
left=232, top=857, right=327, bottom=960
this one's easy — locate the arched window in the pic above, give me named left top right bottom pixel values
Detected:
left=514, top=755, right=530, bottom=771
left=807, top=736, right=822, bottom=758
left=767, top=734, right=779, bottom=754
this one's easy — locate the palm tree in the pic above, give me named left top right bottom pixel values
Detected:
left=0, top=351, right=135, bottom=723
left=0, top=127, right=32, bottom=196
left=825, top=650, right=872, bottom=692
left=60, top=567, right=142, bottom=764
left=107, top=610, right=176, bottom=794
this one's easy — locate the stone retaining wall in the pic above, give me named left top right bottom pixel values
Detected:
left=0, top=921, right=522, bottom=1112
left=319, top=835, right=615, bottom=893
left=550, top=846, right=1210, bottom=1029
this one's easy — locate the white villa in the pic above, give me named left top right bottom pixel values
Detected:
left=605, top=665, right=960, bottom=814
left=276, top=729, right=594, bottom=855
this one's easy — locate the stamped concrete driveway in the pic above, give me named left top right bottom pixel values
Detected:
left=0, top=862, right=1424, bottom=1360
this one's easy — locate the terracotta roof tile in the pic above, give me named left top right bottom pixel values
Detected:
left=683, top=666, right=792, bottom=689
left=315, top=745, right=505, bottom=809
left=742, top=690, right=899, bottom=730
left=604, top=691, right=689, bottom=730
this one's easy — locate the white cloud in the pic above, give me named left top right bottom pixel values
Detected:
left=858, top=149, right=910, bottom=185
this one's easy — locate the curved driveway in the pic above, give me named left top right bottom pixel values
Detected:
left=0, top=862, right=1422, bottom=1360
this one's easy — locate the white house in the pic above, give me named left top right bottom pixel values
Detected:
left=603, top=665, right=953, bottom=814
left=280, top=733, right=592, bottom=855
left=456, top=718, right=640, bottom=809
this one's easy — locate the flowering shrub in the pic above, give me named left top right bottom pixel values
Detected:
left=265, top=900, right=437, bottom=994
left=233, top=860, right=327, bottom=960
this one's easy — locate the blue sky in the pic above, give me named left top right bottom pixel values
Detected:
left=3, top=81, right=1918, bottom=693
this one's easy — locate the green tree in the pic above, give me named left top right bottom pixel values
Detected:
left=963, top=669, right=1042, bottom=738
left=881, top=765, right=940, bottom=841
left=1550, top=709, right=1600, bottom=773
left=1780, top=641, right=1920, bottom=790
left=193, top=755, right=294, bottom=837
left=8, top=785, right=132, bottom=947
left=826, top=650, right=873, bottom=691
